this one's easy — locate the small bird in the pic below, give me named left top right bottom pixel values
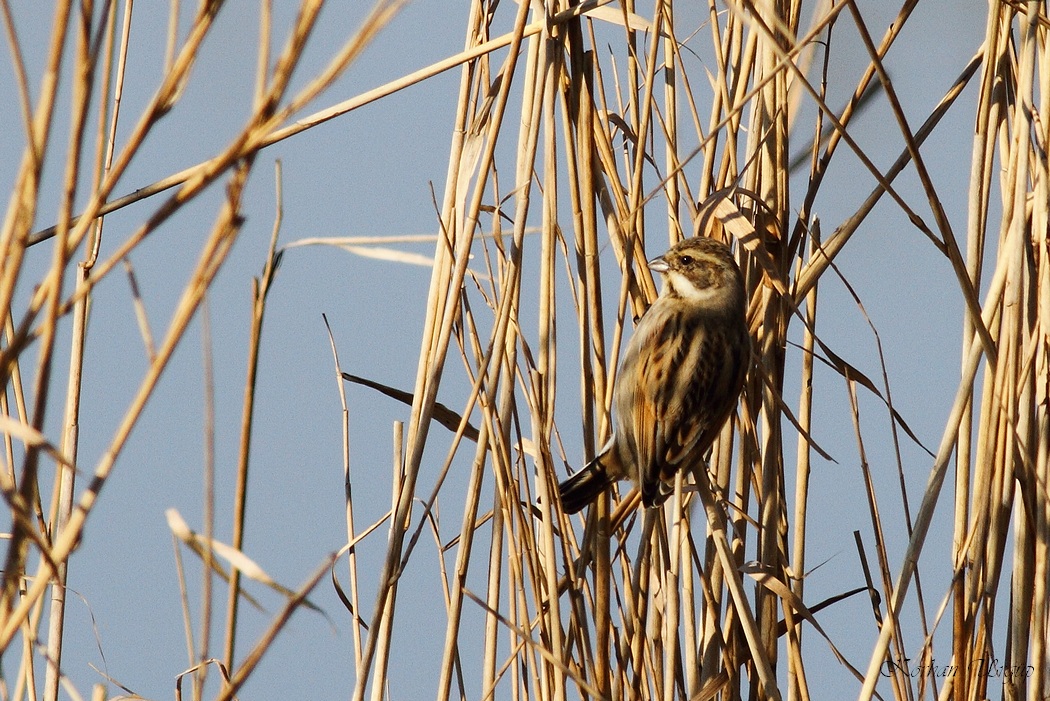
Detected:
left=558, top=236, right=750, bottom=514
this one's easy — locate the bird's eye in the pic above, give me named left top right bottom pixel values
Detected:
left=679, top=255, right=693, bottom=266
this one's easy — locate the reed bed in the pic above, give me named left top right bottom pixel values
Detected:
left=0, top=1, right=1047, bottom=700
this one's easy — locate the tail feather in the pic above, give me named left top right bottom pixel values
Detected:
left=558, top=460, right=614, bottom=514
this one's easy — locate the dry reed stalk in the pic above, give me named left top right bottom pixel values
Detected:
left=0, top=1, right=406, bottom=698
left=221, top=162, right=286, bottom=673
left=353, top=1, right=1046, bottom=700
left=786, top=224, right=819, bottom=701
left=40, top=2, right=126, bottom=693
left=3, top=0, right=1049, bottom=699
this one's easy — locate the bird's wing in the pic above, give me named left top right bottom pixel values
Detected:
left=616, top=302, right=680, bottom=505
left=664, top=324, right=748, bottom=468
left=619, top=308, right=744, bottom=506
left=661, top=327, right=714, bottom=465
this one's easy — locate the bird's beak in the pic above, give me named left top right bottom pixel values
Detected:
left=648, top=257, right=669, bottom=273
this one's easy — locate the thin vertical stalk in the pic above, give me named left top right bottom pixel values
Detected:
left=787, top=227, right=818, bottom=701
left=536, top=11, right=566, bottom=699
left=224, top=162, right=284, bottom=671
left=660, top=0, right=680, bottom=241
left=194, top=296, right=216, bottom=701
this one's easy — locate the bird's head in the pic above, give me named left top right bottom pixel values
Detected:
left=648, top=237, right=746, bottom=312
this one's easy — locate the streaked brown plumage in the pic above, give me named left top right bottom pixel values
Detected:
left=558, top=236, right=750, bottom=514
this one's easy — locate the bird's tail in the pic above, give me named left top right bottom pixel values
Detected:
left=558, top=459, right=614, bottom=514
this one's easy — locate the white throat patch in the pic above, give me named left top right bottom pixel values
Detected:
left=666, top=270, right=720, bottom=303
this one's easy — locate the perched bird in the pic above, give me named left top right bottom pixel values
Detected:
left=558, top=236, right=750, bottom=514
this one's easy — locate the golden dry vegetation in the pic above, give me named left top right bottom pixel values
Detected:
left=0, top=1, right=1047, bottom=700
